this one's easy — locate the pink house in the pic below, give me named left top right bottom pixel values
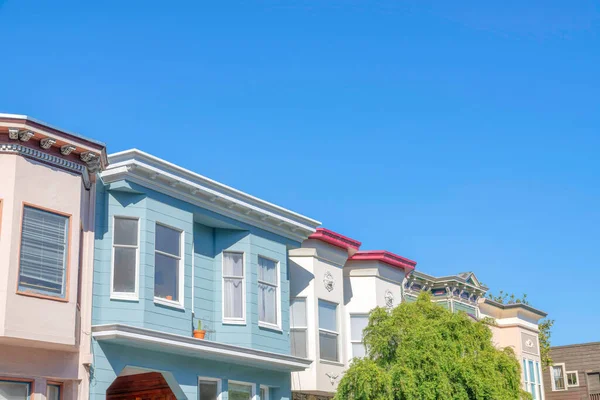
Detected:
left=0, top=114, right=107, bottom=400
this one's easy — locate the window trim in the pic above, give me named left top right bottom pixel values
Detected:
left=222, top=251, right=246, bottom=325
left=257, top=255, right=281, bottom=330
left=290, top=297, right=308, bottom=358
left=16, top=202, right=72, bottom=302
left=110, top=216, right=140, bottom=301
left=318, top=299, right=340, bottom=363
left=550, top=363, right=568, bottom=391
left=0, top=377, right=34, bottom=399
left=259, top=385, right=269, bottom=400
left=227, top=380, right=256, bottom=400
left=566, top=371, right=579, bottom=387
left=197, top=376, right=222, bottom=400
left=153, top=222, right=185, bottom=308
left=349, top=313, right=369, bottom=359
left=47, top=381, right=63, bottom=400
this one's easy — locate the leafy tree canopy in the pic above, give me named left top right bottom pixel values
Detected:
left=335, top=292, right=531, bottom=400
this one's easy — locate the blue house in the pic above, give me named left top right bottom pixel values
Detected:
left=91, top=150, right=320, bottom=400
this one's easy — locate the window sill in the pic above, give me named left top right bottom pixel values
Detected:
left=17, top=290, right=68, bottom=303
left=111, top=294, right=139, bottom=302
left=223, top=319, right=246, bottom=326
left=258, top=322, right=282, bottom=332
left=154, top=297, right=185, bottom=310
left=320, top=359, right=344, bottom=367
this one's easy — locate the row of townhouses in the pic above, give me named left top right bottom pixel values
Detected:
left=0, top=113, right=548, bottom=400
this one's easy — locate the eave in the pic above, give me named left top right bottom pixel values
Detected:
left=349, top=250, right=417, bottom=272
left=100, top=149, right=321, bottom=243
left=92, top=324, right=312, bottom=372
left=308, top=228, right=362, bottom=251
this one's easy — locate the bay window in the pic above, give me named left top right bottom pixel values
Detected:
left=318, top=299, right=339, bottom=362
left=223, top=252, right=245, bottom=322
left=111, top=216, right=139, bottom=299
left=18, top=205, right=70, bottom=299
left=523, top=358, right=543, bottom=399
left=154, top=223, right=183, bottom=305
left=290, top=298, right=308, bottom=358
left=258, top=256, right=279, bottom=327
left=350, top=315, right=369, bottom=359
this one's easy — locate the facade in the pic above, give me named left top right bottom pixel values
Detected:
left=542, top=342, right=600, bottom=400
left=90, top=149, right=321, bottom=400
left=0, top=114, right=107, bottom=399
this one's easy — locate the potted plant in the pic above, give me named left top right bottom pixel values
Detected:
left=193, top=320, right=206, bottom=339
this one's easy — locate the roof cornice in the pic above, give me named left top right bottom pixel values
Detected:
left=101, top=149, right=321, bottom=243
left=349, top=250, right=417, bottom=272
left=308, top=228, right=361, bottom=250
left=480, top=298, right=547, bottom=318
left=410, top=271, right=489, bottom=292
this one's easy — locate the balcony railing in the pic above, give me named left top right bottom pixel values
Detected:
left=590, top=393, right=600, bottom=400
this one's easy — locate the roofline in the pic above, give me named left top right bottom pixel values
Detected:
left=308, top=228, right=361, bottom=250
left=349, top=250, right=417, bottom=271
left=410, top=271, right=489, bottom=291
left=482, top=298, right=547, bottom=317
left=551, top=342, right=600, bottom=350
left=0, top=113, right=107, bottom=148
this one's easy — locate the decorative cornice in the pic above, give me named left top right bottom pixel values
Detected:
left=60, top=144, right=76, bottom=155
left=18, top=130, right=34, bottom=141
left=308, top=228, right=361, bottom=250
left=8, top=128, right=18, bottom=139
left=39, top=137, right=56, bottom=149
left=349, top=250, right=417, bottom=272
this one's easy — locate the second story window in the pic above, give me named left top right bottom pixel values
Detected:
left=18, top=205, right=70, bottom=300
left=154, top=224, right=183, bottom=305
left=318, top=299, right=339, bottom=362
left=223, top=252, right=245, bottom=323
left=112, top=217, right=139, bottom=299
left=350, top=315, right=369, bottom=359
left=550, top=364, right=567, bottom=391
left=258, top=256, right=279, bottom=327
left=290, top=298, right=308, bottom=358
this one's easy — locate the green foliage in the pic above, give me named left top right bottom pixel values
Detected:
left=487, top=291, right=554, bottom=368
left=197, top=319, right=202, bottom=330
left=335, top=292, right=531, bottom=400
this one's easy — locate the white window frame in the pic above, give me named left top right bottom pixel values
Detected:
left=257, top=255, right=281, bottom=330
left=350, top=313, right=369, bottom=359
left=566, top=371, right=579, bottom=387
left=290, top=297, right=308, bottom=358
left=153, top=222, right=185, bottom=308
left=198, top=376, right=222, bottom=400
left=227, top=380, right=256, bottom=400
left=550, top=363, right=568, bottom=391
left=110, top=216, right=140, bottom=301
left=318, top=299, right=340, bottom=363
left=522, top=358, right=544, bottom=399
left=222, top=251, right=246, bottom=325
left=259, top=385, right=269, bottom=400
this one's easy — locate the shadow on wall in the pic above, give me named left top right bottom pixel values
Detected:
left=289, top=259, right=314, bottom=298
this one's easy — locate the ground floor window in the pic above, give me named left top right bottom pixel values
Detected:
left=260, top=385, right=270, bottom=400
left=199, top=378, right=220, bottom=400
left=0, top=379, right=32, bottom=399
left=228, top=382, right=254, bottom=400
left=47, top=383, right=61, bottom=400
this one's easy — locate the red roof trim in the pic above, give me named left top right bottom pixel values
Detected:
left=308, top=228, right=361, bottom=250
left=349, top=250, right=417, bottom=272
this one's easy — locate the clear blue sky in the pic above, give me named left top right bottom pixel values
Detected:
left=1, top=1, right=598, bottom=346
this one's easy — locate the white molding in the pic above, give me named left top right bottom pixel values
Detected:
left=222, top=251, right=247, bottom=325
left=92, top=324, right=313, bottom=371
left=110, top=216, right=140, bottom=301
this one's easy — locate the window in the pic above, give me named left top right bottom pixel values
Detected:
left=350, top=315, right=369, bottom=359
left=18, top=205, right=70, bottom=299
left=0, top=379, right=32, bottom=399
left=154, top=223, right=183, bottom=305
left=258, top=256, right=279, bottom=327
left=111, top=217, right=139, bottom=299
left=47, top=383, right=61, bottom=400
left=318, top=299, right=339, bottom=362
left=566, top=371, right=579, bottom=387
left=551, top=363, right=567, bottom=391
left=228, top=382, right=254, bottom=400
left=223, top=252, right=245, bottom=323
left=290, top=298, right=308, bottom=358
left=260, top=385, right=269, bottom=400
left=198, top=378, right=221, bottom=400
left=523, top=358, right=543, bottom=399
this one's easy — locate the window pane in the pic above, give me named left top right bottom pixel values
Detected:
left=523, top=359, right=528, bottom=382
left=0, top=381, right=30, bottom=399
left=47, top=384, right=60, bottom=400
left=19, top=206, right=68, bottom=298
left=291, top=330, right=307, bottom=358
left=553, top=366, right=565, bottom=389
left=259, top=283, right=277, bottom=325
left=258, top=257, right=277, bottom=284
left=114, top=218, right=137, bottom=246
left=290, top=299, right=307, bottom=327
left=114, top=247, right=136, bottom=293
left=229, top=383, right=252, bottom=400
left=529, top=360, right=535, bottom=384
left=224, top=252, right=243, bottom=277
left=350, top=315, right=369, bottom=341
left=530, top=384, right=536, bottom=399
left=156, top=224, right=180, bottom=256
left=319, top=331, right=339, bottom=362
left=199, top=381, right=218, bottom=400
left=154, top=253, right=179, bottom=301
left=567, top=372, right=577, bottom=385
left=318, top=300, right=337, bottom=332
left=224, top=278, right=244, bottom=318
left=352, top=343, right=366, bottom=358
left=535, top=362, right=541, bottom=385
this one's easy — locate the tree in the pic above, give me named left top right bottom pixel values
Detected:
left=335, top=292, right=531, bottom=400
left=486, top=291, right=554, bottom=368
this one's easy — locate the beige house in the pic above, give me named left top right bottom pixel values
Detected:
left=0, top=114, right=107, bottom=399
